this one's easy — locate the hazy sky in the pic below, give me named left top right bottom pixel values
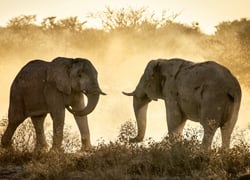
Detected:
left=0, top=0, right=250, bottom=34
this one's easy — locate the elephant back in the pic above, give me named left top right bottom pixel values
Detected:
left=11, top=60, right=49, bottom=91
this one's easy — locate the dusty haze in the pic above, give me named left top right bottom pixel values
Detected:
left=0, top=41, right=249, bottom=145
left=0, top=11, right=249, bottom=145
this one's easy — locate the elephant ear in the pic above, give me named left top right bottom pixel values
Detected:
left=159, top=60, right=184, bottom=79
left=47, top=57, right=72, bottom=95
left=143, top=60, right=165, bottom=99
left=158, top=59, right=186, bottom=98
left=144, top=60, right=160, bottom=82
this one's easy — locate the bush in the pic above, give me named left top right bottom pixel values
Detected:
left=0, top=118, right=249, bottom=179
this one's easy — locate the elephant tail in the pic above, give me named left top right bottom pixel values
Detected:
left=223, top=88, right=241, bottom=128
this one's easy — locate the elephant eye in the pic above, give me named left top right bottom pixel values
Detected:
left=78, top=73, right=82, bottom=78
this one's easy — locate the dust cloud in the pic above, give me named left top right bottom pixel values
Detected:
left=0, top=16, right=249, bottom=145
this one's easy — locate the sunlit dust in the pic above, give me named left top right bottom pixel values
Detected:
left=200, top=25, right=216, bottom=35
left=0, top=8, right=249, bottom=147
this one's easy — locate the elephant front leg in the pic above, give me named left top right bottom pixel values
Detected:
left=165, top=100, right=186, bottom=142
left=74, top=115, right=91, bottom=151
left=50, top=110, right=65, bottom=151
left=45, top=86, right=66, bottom=151
left=70, top=93, right=91, bottom=151
left=31, top=115, right=48, bottom=152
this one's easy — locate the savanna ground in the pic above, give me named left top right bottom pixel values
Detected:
left=0, top=7, right=250, bottom=179
left=0, top=120, right=249, bottom=179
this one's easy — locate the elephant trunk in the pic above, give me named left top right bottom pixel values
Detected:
left=78, top=92, right=100, bottom=116
left=67, top=88, right=106, bottom=116
left=129, top=96, right=150, bottom=143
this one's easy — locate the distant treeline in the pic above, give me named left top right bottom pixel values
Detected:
left=0, top=7, right=249, bottom=87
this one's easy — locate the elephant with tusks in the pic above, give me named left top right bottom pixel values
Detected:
left=123, top=58, right=241, bottom=149
left=1, top=57, right=106, bottom=152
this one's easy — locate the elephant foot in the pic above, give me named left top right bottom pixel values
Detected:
left=200, top=143, right=212, bottom=152
left=0, top=144, right=14, bottom=153
left=1, top=136, right=12, bottom=147
left=80, top=138, right=92, bottom=152
left=1, top=140, right=14, bottom=151
left=34, top=145, right=49, bottom=154
left=49, top=146, right=65, bottom=154
left=1, top=143, right=12, bottom=149
left=79, top=145, right=92, bottom=153
left=166, top=133, right=183, bottom=145
left=129, top=136, right=143, bottom=143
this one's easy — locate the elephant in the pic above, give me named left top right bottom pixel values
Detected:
left=1, top=57, right=106, bottom=151
left=123, top=58, right=241, bottom=149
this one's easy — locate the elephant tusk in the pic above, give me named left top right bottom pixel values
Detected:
left=82, top=89, right=106, bottom=96
left=122, top=91, right=135, bottom=96
left=66, top=105, right=76, bottom=114
left=81, top=90, right=87, bottom=94
left=100, top=91, right=107, bottom=95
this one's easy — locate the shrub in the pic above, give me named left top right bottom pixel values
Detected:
left=0, top=118, right=249, bottom=179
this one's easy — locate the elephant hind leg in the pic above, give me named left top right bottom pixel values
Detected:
left=200, top=96, right=226, bottom=150
left=220, top=126, right=232, bottom=149
left=220, top=99, right=240, bottom=149
left=1, top=115, right=26, bottom=148
left=31, top=115, right=48, bottom=151
left=200, top=111, right=221, bottom=150
left=202, top=124, right=218, bottom=150
left=220, top=117, right=237, bottom=149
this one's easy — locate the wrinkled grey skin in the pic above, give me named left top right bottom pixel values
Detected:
left=123, top=58, right=241, bottom=149
left=1, top=57, right=105, bottom=151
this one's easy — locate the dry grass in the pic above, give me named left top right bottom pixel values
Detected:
left=0, top=119, right=249, bottom=179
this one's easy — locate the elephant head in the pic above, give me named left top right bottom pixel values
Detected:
left=123, top=59, right=190, bottom=142
left=47, top=57, right=106, bottom=116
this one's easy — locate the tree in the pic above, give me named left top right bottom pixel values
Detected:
left=7, top=15, right=37, bottom=30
